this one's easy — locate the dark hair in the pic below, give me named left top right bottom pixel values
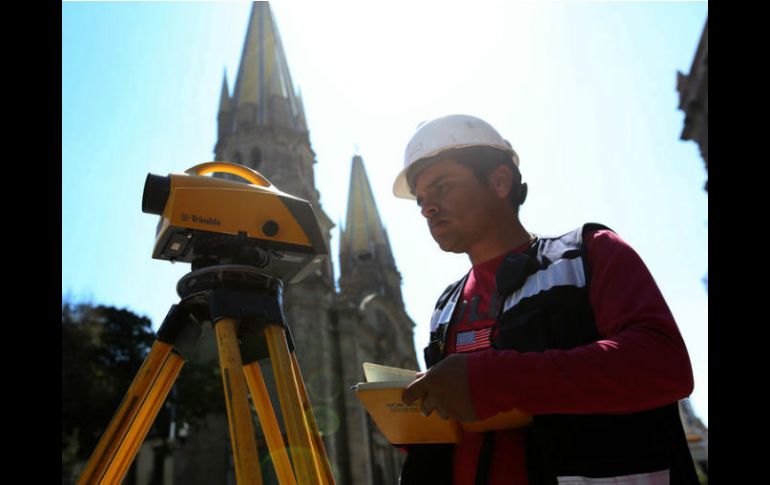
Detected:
left=408, top=146, right=527, bottom=211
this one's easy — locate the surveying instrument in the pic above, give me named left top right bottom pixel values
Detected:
left=78, top=162, right=335, bottom=485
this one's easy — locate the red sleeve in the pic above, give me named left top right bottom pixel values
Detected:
left=466, top=229, right=694, bottom=418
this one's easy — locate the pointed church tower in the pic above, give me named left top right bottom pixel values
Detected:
left=339, top=154, right=404, bottom=304
left=173, top=4, right=342, bottom=484
left=212, top=2, right=337, bottom=369
left=217, top=70, right=233, bottom=141
left=214, top=2, right=329, bottom=255
left=170, top=5, right=418, bottom=484
left=213, top=0, right=347, bottom=473
left=334, top=153, right=418, bottom=484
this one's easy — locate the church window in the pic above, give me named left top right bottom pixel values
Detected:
left=355, top=251, right=373, bottom=263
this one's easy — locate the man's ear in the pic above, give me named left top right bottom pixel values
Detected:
left=488, top=164, right=515, bottom=200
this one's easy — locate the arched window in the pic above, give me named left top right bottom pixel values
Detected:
left=232, top=152, right=242, bottom=165
left=355, top=251, right=373, bottom=263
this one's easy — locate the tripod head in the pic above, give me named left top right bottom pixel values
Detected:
left=142, top=162, right=328, bottom=282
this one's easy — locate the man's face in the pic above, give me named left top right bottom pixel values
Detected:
left=413, top=158, right=501, bottom=254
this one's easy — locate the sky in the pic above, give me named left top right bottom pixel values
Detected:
left=62, top=0, right=709, bottom=426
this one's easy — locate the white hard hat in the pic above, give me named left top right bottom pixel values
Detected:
left=393, top=114, right=519, bottom=199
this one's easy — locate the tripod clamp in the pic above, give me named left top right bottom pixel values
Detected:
left=154, top=265, right=296, bottom=365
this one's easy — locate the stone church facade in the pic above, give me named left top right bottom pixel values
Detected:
left=676, top=16, right=708, bottom=481
left=677, top=17, right=708, bottom=192
left=160, top=3, right=419, bottom=484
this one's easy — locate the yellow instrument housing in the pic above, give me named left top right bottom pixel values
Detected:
left=144, top=162, right=327, bottom=282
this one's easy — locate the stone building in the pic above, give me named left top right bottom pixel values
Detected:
left=678, top=399, right=709, bottom=478
left=151, top=3, right=419, bottom=484
left=676, top=16, right=708, bottom=482
left=677, top=18, right=708, bottom=191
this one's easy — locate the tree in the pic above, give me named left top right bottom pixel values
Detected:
left=62, top=301, right=223, bottom=484
left=62, top=302, right=156, bottom=480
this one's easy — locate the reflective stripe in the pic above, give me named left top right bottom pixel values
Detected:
left=557, top=470, right=670, bottom=485
left=503, top=257, right=586, bottom=313
left=430, top=280, right=464, bottom=332
left=429, top=308, right=442, bottom=332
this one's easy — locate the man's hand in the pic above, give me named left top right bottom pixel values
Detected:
left=401, top=353, right=477, bottom=422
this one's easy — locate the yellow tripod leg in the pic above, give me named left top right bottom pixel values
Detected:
left=290, top=353, right=336, bottom=485
left=215, top=318, right=263, bottom=485
left=77, top=340, right=180, bottom=485
left=264, top=325, right=321, bottom=485
left=102, top=352, right=185, bottom=484
left=243, top=362, right=297, bottom=485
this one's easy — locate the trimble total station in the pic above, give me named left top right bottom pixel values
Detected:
left=142, top=161, right=328, bottom=281
left=78, top=162, right=336, bottom=485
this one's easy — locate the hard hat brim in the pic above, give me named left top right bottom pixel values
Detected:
left=392, top=153, right=446, bottom=200
left=393, top=167, right=414, bottom=200
left=392, top=143, right=517, bottom=200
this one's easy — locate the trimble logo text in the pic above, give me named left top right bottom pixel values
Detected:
left=181, top=213, right=221, bottom=226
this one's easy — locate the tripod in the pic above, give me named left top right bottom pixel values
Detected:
left=77, top=264, right=335, bottom=485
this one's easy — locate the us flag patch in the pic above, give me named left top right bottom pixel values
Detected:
left=456, top=327, right=492, bottom=353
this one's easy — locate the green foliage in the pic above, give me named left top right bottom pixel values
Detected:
left=61, top=300, right=223, bottom=482
left=172, top=351, right=225, bottom=430
left=62, top=302, right=157, bottom=480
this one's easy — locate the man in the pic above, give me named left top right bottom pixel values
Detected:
left=393, top=114, right=699, bottom=484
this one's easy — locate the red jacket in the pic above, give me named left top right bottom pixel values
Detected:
left=441, top=229, right=694, bottom=484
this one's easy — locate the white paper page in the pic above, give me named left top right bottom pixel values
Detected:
left=363, top=362, right=418, bottom=383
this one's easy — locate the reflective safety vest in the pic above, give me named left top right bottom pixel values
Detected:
left=401, top=223, right=699, bottom=485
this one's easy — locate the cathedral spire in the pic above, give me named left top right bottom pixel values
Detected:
left=219, top=69, right=232, bottom=112
left=340, top=154, right=403, bottom=303
left=343, top=154, right=390, bottom=259
left=217, top=69, right=233, bottom=142
left=198, top=8, right=415, bottom=483
left=230, top=2, right=303, bottom=131
left=213, top=1, right=334, bottom=283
